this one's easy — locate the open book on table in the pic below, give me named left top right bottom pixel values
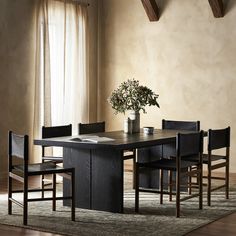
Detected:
left=70, top=135, right=115, bottom=143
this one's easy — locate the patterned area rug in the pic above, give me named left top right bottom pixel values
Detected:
left=0, top=185, right=235, bottom=236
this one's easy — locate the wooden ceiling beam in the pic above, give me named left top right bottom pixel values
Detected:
left=208, top=0, right=224, bottom=18
left=141, top=0, right=159, bottom=21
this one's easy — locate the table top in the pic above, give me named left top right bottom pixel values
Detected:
left=34, top=129, right=197, bottom=150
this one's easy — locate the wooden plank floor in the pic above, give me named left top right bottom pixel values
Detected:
left=0, top=224, right=62, bottom=236
left=186, top=212, right=236, bottom=236
left=186, top=171, right=236, bottom=236
left=0, top=170, right=235, bottom=236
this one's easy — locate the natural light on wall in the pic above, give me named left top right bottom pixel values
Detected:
left=37, top=0, right=89, bottom=136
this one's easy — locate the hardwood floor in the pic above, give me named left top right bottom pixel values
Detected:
left=0, top=169, right=236, bottom=236
left=0, top=224, right=62, bottom=236
left=186, top=172, right=236, bottom=236
left=186, top=212, right=236, bottom=236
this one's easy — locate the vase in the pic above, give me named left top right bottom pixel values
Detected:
left=124, top=118, right=133, bottom=134
left=129, top=110, right=140, bottom=133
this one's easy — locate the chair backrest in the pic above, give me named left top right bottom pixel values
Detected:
left=162, top=120, right=200, bottom=159
left=78, top=121, right=105, bottom=135
left=9, top=131, right=28, bottom=160
left=8, top=131, right=28, bottom=173
left=208, top=127, right=230, bottom=151
left=42, top=124, right=72, bottom=139
left=42, top=124, right=72, bottom=157
left=162, top=119, right=200, bottom=131
left=176, top=131, right=204, bottom=158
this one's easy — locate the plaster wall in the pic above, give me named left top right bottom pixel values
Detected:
left=99, top=0, right=236, bottom=172
left=0, top=0, right=37, bottom=175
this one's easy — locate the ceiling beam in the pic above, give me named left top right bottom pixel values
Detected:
left=208, top=0, right=224, bottom=18
left=141, top=0, right=159, bottom=21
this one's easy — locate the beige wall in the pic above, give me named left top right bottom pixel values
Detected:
left=0, top=0, right=37, bottom=175
left=88, top=0, right=99, bottom=122
left=99, top=0, right=236, bottom=172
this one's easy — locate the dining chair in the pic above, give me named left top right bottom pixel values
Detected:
left=78, top=122, right=137, bottom=188
left=8, top=131, right=75, bottom=225
left=190, top=127, right=230, bottom=206
left=135, top=131, right=204, bottom=217
left=162, top=119, right=200, bottom=201
left=41, top=124, right=72, bottom=197
left=162, top=119, right=200, bottom=131
left=78, top=121, right=105, bottom=134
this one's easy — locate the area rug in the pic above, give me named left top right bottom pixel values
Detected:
left=0, top=185, right=235, bottom=236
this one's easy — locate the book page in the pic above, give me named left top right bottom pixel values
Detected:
left=70, top=136, right=114, bottom=143
left=82, top=137, right=115, bottom=143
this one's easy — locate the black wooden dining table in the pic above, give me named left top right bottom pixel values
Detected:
left=34, top=129, right=193, bottom=213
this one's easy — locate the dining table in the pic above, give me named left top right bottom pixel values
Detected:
left=34, top=129, right=194, bottom=213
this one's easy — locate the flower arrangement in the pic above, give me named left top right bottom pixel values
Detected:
left=108, top=79, right=160, bottom=114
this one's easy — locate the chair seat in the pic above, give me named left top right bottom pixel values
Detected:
left=13, top=162, right=71, bottom=175
left=185, top=154, right=226, bottom=164
left=138, top=158, right=198, bottom=171
left=202, top=154, right=226, bottom=163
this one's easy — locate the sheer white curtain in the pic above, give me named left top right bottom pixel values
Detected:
left=33, top=0, right=89, bottom=161
left=35, top=0, right=89, bottom=132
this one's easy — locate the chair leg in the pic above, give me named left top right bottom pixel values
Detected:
left=226, top=162, right=229, bottom=199
left=135, top=163, right=139, bottom=213
left=199, top=165, right=203, bottom=210
left=176, top=169, right=180, bottom=218
left=71, top=169, right=75, bottom=221
left=160, top=169, right=163, bottom=204
left=52, top=174, right=56, bottom=211
left=23, top=178, right=28, bottom=225
left=8, top=176, right=12, bottom=215
left=41, top=174, right=45, bottom=198
left=42, top=159, right=45, bottom=198
left=169, top=170, right=173, bottom=202
left=188, top=167, right=192, bottom=195
left=207, top=164, right=211, bottom=206
left=133, top=154, right=136, bottom=189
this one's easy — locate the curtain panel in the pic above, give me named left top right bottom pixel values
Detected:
left=33, top=0, right=89, bottom=161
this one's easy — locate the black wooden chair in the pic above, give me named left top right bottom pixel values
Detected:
left=78, top=122, right=136, bottom=187
left=162, top=119, right=200, bottom=131
left=8, top=131, right=75, bottom=225
left=135, top=131, right=204, bottom=217
left=78, top=122, right=105, bottom=135
left=162, top=119, right=200, bottom=201
left=193, top=127, right=230, bottom=206
left=41, top=124, right=72, bottom=197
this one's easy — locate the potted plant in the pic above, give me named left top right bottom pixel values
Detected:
left=108, top=79, right=160, bottom=133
